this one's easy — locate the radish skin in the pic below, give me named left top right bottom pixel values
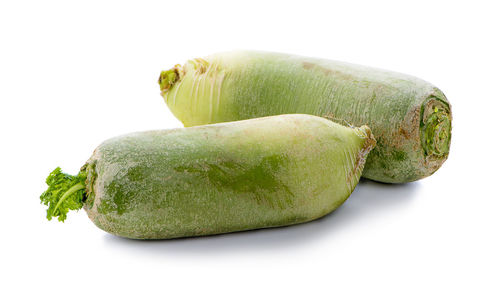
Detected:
left=159, top=51, right=452, bottom=183
left=77, top=115, right=375, bottom=239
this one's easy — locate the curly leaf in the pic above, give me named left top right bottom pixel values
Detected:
left=40, top=167, right=87, bottom=222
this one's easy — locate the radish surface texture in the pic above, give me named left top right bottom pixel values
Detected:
left=159, top=51, right=452, bottom=183
left=40, top=114, right=375, bottom=239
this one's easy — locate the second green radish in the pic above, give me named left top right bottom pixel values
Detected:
left=40, top=114, right=375, bottom=239
left=159, top=51, right=452, bottom=183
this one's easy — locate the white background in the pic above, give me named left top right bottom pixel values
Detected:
left=1, top=0, right=499, bottom=290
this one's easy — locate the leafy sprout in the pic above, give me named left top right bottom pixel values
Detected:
left=40, top=167, right=87, bottom=222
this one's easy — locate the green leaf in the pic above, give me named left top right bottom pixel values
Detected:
left=40, top=167, right=87, bottom=222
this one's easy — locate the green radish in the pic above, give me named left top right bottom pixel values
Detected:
left=159, top=51, right=452, bottom=183
left=40, top=114, right=375, bottom=239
